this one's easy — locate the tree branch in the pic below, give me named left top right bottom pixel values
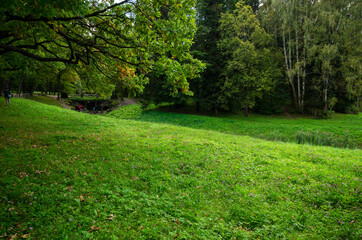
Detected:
left=0, top=44, right=78, bottom=63
left=5, top=1, right=130, bottom=22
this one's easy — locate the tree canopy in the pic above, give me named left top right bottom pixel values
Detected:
left=218, top=1, right=280, bottom=116
left=1, top=0, right=360, bottom=116
left=1, top=0, right=204, bottom=95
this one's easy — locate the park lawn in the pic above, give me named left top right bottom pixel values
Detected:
left=27, top=96, right=65, bottom=108
left=141, top=110, right=362, bottom=149
left=0, top=98, right=361, bottom=239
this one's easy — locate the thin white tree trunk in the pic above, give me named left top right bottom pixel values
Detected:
left=283, top=28, right=297, bottom=105
left=296, top=28, right=301, bottom=110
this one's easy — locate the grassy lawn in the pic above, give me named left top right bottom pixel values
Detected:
left=141, top=110, right=362, bottom=149
left=27, top=96, right=65, bottom=108
left=0, top=98, right=361, bottom=239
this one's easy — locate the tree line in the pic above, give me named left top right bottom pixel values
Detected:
left=144, top=0, right=361, bottom=116
left=1, top=0, right=360, bottom=117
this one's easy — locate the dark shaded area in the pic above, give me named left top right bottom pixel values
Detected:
left=66, top=99, right=116, bottom=113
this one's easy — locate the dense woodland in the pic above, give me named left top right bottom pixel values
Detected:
left=1, top=0, right=361, bottom=116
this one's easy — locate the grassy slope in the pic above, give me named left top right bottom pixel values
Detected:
left=27, top=96, right=65, bottom=108
left=0, top=98, right=361, bottom=239
left=141, top=110, right=362, bottom=149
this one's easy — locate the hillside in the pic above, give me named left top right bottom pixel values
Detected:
left=141, top=110, right=362, bottom=149
left=0, top=98, right=361, bottom=239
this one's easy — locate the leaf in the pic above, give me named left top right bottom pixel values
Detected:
left=22, top=234, right=31, bottom=239
left=88, top=225, right=101, bottom=232
left=108, top=214, right=115, bottom=221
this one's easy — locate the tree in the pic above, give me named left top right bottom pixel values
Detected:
left=218, top=1, right=279, bottom=116
left=191, top=0, right=225, bottom=113
left=0, top=0, right=203, bottom=95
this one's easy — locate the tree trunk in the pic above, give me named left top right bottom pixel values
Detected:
left=324, top=76, right=329, bottom=112
left=356, top=96, right=360, bottom=110
left=296, top=29, right=301, bottom=111
left=283, top=29, right=297, bottom=108
left=244, top=106, right=249, bottom=117
left=195, top=82, right=200, bottom=113
left=18, top=75, right=24, bottom=95
left=2, top=78, right=10, bottom=96
left=57, top=73, right=61, bottom=99
left=302, top=34, right=307, bottom=111
left=275, top=26, right=278, bottom=51
left=288, top=31, right=298, bottom=109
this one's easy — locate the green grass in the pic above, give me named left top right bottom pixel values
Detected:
left=140, top=110, right=362, bottom=149
left=27, top=96, right=64, bottom=108
left=106, top=105, right=142, bottom=120
left=0, top=98, right=361, bottom=239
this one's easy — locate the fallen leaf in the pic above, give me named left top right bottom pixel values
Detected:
left=80, top=196, right=85, bottom=202
left=22, top=234, right=30, bottom=239
left=108, top=214, right=115, bottom=221
left=88, top=225, right=101, bottom=232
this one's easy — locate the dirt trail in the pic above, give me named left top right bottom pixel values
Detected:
left=48, top=95, right=71, bottom=109
left=112, top=98, right=139, bottom=110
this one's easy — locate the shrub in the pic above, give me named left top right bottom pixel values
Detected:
left=345, top=105, right=359, bottom=114
left=106, top=104, right=142, bottom=120
left=293, top=130, right=353, bottom=148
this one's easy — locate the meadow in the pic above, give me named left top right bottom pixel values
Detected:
left=27, top=96, right=64, bottom=108
left=0, top=98, right=361, bottom=239
left=140, top=110, right=361, bottom=149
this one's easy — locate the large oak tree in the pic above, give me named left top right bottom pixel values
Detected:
left=0, top=0, right=203, bottom=95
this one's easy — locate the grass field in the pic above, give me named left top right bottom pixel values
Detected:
left=141, top=110, right=362, bottom=149
left=27, top=96, right=64, bottom=108
left=0, top=98, right=361, bottom=239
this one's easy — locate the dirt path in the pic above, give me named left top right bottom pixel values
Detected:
left=48, top=95, right=138, bottom=111
left=112, top=98, right=139, bottom=110
left=48, top=95, right=71, bottom=109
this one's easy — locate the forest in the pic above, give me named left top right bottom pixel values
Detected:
left=1, top=0, right=360, bottom=117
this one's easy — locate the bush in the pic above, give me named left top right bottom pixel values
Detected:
left=293, top=129, right=353, bottom=148
left=106, top=104, right=142, bottom=120
left=345, top=105, right=359, bottom=114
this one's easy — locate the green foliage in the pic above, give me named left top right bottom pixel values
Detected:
left=190, top=0, right=226, bottom=112
left=260, top=0, right=362, bottom=113
left=218, top=1, right=280, bottom=115
left=0, top=98, right=361, bottom=239
left=1, top=0, right=204, bottom=97
left=106, top=105, right=143, bottom=120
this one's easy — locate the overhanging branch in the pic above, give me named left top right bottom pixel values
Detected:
left=4, top=1, right=130, bottom=22
left=0, top=44, right=78, bottom=63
